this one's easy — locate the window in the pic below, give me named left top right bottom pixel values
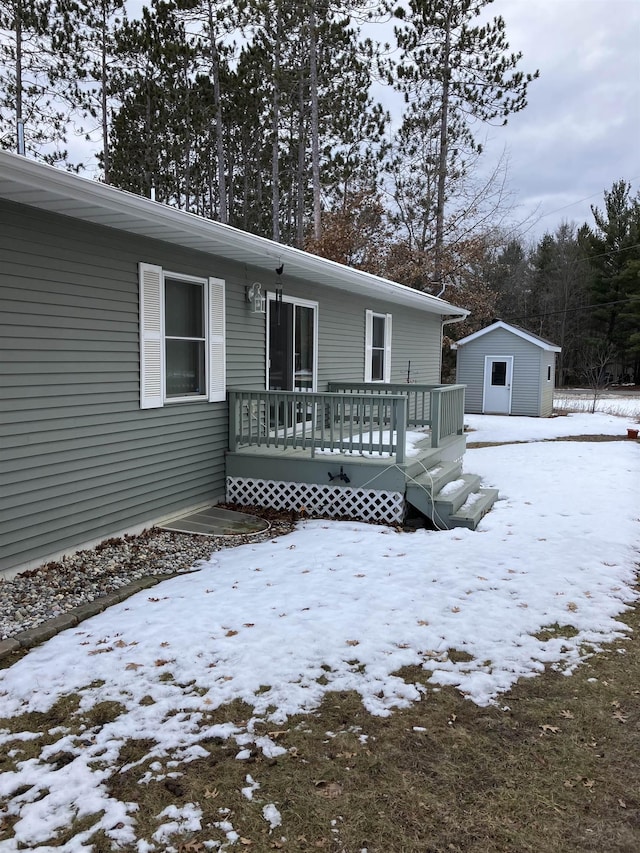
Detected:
left=165, top=278, right=205, bottom=397
left=364, top=310, right=392, bottom=382
left=139, top=263, right=226, bottom=408
left=547, top=365, right=552, bottom=381
left=491, top=360, right=507, bottom=386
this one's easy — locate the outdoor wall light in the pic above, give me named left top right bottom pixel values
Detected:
left=275, top=263, right=284, bottom=303
left=274, top=263, right=284, bottom=324
left=246, top=281, right=266, bottom=314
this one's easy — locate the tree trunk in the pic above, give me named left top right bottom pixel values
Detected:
left=206, top=0, right=227, bottom=223
left=100, top=2, right=110, bottom=182
left=296, top=62, right=306, bottom=248
left=271, top=4, right=282, bottom=242
left=15, top=0, right=24, bottom=154
left=309, top=3, right=321, bottom=240
left=433, top=10, right=452, bottom=291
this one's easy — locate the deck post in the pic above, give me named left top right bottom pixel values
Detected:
left=395, top=397, right=407, bottom=463
left=430, top=388, right=441, bottom=448
left=228, top=391, right=238, bottom=452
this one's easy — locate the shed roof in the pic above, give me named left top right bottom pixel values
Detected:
left=454, top=320, right=561, bottom=352
left=0, top=150, right=468, bottom=320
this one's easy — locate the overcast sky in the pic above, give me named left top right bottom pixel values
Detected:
left=471, top=0, right=640, bottom=241
left=73, top=0, right=639, bottom=246
left=371, top=0, right=640, bottom=242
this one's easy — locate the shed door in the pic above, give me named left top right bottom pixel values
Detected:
left=483, top=356, right=513, bottom=414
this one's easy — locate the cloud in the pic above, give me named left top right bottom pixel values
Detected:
left=481, top=0, right=640, bottom=237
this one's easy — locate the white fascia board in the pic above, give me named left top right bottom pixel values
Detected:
left=456, top=320, right=561, bottom=352
left=0, top=151, right=468, bottom=319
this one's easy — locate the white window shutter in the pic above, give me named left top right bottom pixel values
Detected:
left=384, top=313, right=392, bottom=383
left=364, top=309, right=373, bottom=382
left=139, top=263, right=164, bottom=409
left=208, top=277, right=226, bottom=402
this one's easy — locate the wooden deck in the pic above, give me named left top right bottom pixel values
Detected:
left=225, top=384, right=498, bottom=529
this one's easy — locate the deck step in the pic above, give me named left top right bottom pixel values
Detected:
left=405, top=468, right=498, bottom=531
left=404, top=459, right=462, bottom=490
left=406, top=470, right=475, bottom=517
left=447, top=488, right=500, bottom=530
left=433, top=473, right=482, bottom=515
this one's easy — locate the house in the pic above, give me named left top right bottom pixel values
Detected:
left=454, top=320, right=561, bottom=417
left=0, top=150, right=498, bottom=579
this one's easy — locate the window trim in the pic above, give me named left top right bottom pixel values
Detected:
left=364, top=309, right=392, bottom=383
left=139, top=263, right=226, bottom=409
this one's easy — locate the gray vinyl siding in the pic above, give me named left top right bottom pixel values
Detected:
left=271, top=274, right=443, bottom=387
left=1, top=201, right=243, bottom=573
left=456, top=328, right=555, bottom=416
left=456, top=345, right=485, bottom=413
left=389, top=310, right=442, bottom=384
left=1, top=199, right=445, bottom=573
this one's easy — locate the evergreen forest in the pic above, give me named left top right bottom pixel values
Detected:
left=1, top=0, right=638, bottom=383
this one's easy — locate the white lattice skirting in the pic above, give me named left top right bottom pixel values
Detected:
left=226, top=477, right=405, bottom=524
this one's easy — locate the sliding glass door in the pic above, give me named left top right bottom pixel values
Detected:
left=267, top=296, right=317, bottom=392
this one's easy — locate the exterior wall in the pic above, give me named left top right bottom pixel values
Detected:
left=276, top=274, right=443, bottom=388
left=456, top=328, right=550, bottom=416
left=539, top=350, right=556, bottom=417
left=1, top=201, right=243, bottom=575
left=456, top=342, right=485, bottom=414
left=1, top=199, right=444, bottom=574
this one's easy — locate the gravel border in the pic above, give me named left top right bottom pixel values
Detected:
left=0, top=509, right=296, bottom=658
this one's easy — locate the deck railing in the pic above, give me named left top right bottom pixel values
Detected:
left=328, top=382, right=439, bottom=427
left=328, top=382, right=466, bottom=448
left=429, top=384, right=466, bottom=448
left=228, top=389, right=409, bottom=462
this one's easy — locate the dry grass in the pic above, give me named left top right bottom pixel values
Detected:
left=1, top=593, right=639, bottom=852
left=553, top=398, right=640, bottom=421
left=467, top=434, right=631, bottom=449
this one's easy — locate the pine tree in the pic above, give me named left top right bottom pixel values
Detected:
left=584, top=180, right=640, bottom=382
left=0, top=0, right=82, bottom=162
left=390, top=0, right=538, bottom=290
left=108, top=1, right=197, bottom=202
left=71, top=0, right=127, bottom=181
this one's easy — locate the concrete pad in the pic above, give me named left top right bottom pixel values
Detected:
left=0, top=638, right=21, bottom=660
left=159, top=505, right=269, bottom=536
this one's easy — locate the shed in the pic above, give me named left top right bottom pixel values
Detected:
left=454, top=320, right=561, bottom=417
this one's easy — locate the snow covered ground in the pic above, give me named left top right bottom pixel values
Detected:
left=0, top=405, right=638, bottom=850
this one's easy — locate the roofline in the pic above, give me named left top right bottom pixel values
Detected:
left=0, top=151, right=469, bottom=319
left=454, top=320, right=561, bottom=351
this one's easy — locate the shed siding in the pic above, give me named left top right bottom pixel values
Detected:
left=456, top=344, right=484, bottom=413
left=1, top=200, right=444, bottom=573
left=457, top=328, right=546, bottom=416
left=540, top=350, right=556, bottom=416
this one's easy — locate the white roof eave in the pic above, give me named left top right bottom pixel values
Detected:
left=455, top=320, right=561, bottom=351
left=0, top=151, right=468, bottom=319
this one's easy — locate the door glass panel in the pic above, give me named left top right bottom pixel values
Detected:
left=268, top=301, right=293, bottom=390
left=294, top=305, right=314, bottom=391
left=491, top=361, right=507, bottom=386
